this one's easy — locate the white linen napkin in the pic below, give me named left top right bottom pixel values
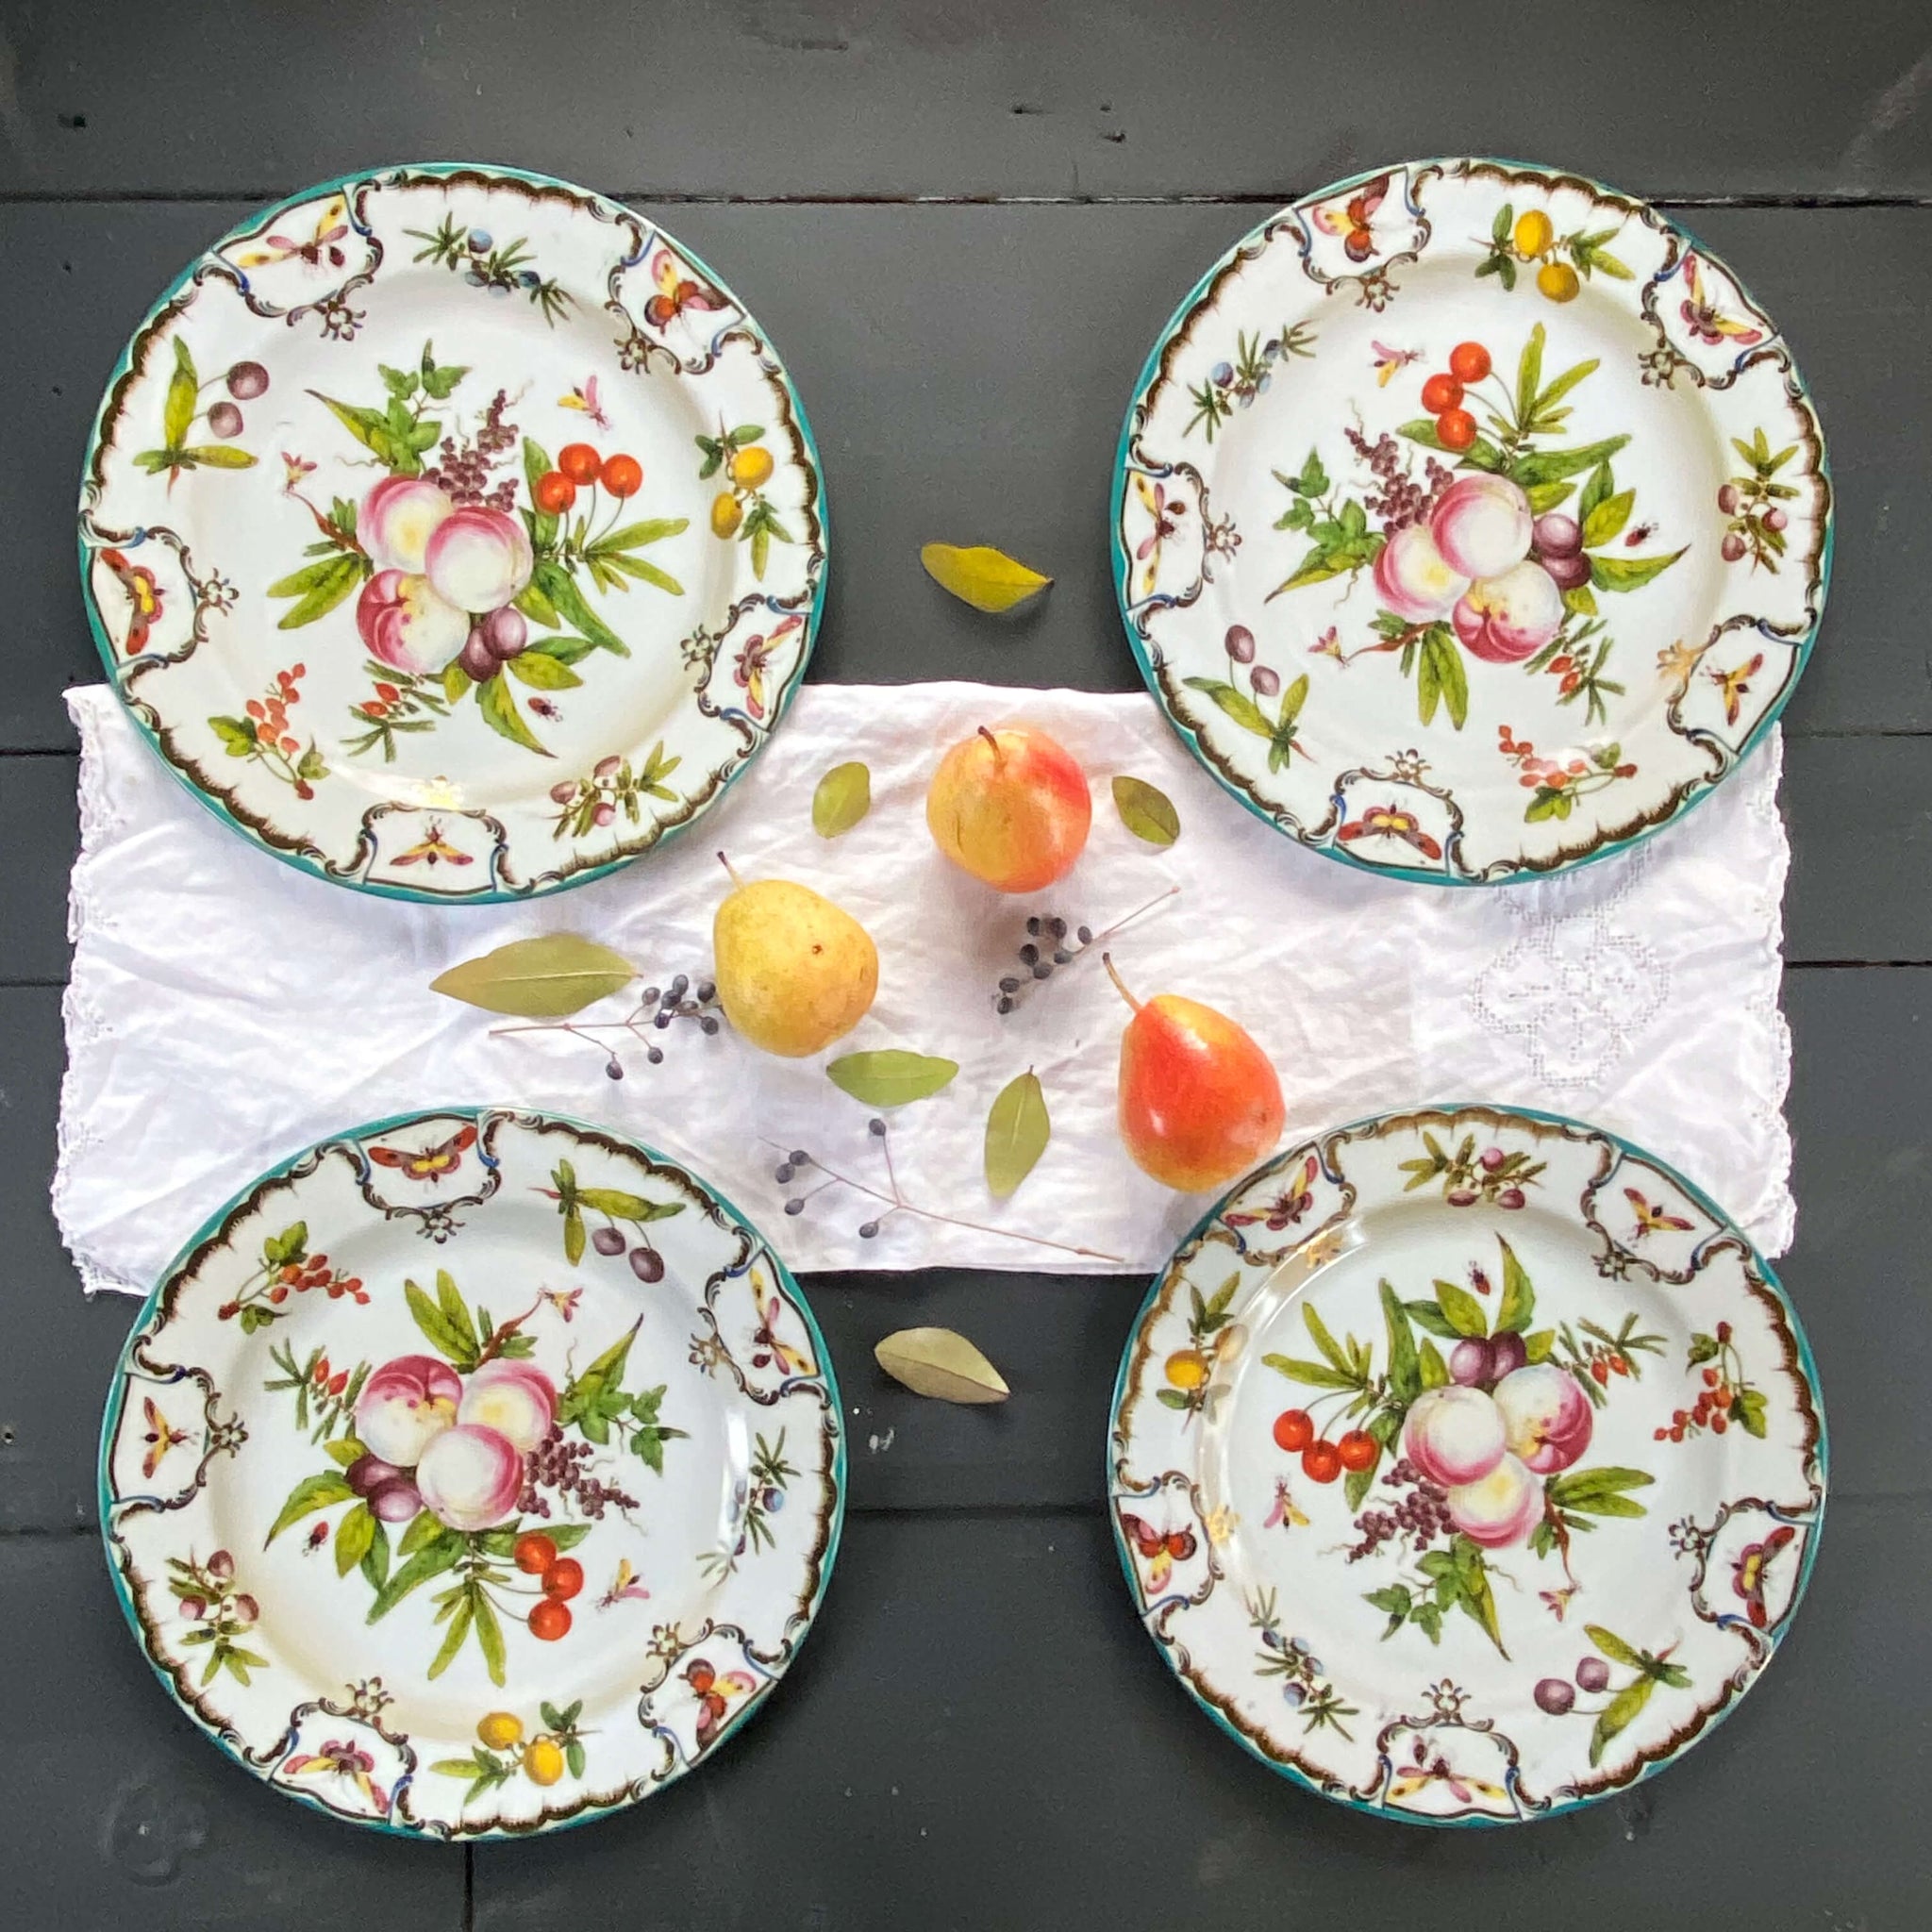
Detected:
left=55, top=682, right=1793, bottom=1291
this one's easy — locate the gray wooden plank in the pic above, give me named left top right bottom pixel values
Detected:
left=2, top=0, right=1930, bottom=200
left=472, top=1500, right=1929, bottom=1930
left=2, top=199, right=1926, bottom=752
left=0, top=1534, right=467, bottom=1927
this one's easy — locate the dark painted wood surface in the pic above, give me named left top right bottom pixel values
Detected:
left=3, top=2, right=1930, bottom=1925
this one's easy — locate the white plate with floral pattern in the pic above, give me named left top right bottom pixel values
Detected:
left=80, top=164, right=825, bottom=901
left=1108, top=1105, right=1824, bottom=1824
left=100, top=1108, right=843, bottom=1839
left=1113, top=158, right=1830, bottom=884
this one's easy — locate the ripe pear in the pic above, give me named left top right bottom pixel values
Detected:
left=926, top=724, right=1091, bottom=892
left=1105, top=956, right=1284, bottom=1191
left=712, top=855, right=878, bottom=1058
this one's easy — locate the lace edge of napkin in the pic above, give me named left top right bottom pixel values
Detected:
left=1749, top=731, right=1796, bottom=1257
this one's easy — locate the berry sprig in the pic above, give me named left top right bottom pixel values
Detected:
left=518, top=1433, right=640, bottom=1529
left=1343, top=1457, right=1453, bottom=1562
left=490, top=974, right=723, bottom=1078
left=991, top=886, right=1179, bottom=1014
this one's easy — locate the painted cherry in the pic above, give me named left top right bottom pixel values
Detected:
left=1436, top=408, right=1477, bottom=452
left=558, top=442, right=603, bottom=485
left=1448, top=341, right=1491, bottom=384
left=1421, top=373, right=1462, bottom=414
left=1273, top=1408, right=1314, bottom=1453
left=513, top=1533, right=558, bottom=1575
left=542, top=1557, right=585, bottom=1602
left=1301, top=1440, right=1341, bottom=1484
left=528, top=1598, right=573, bottom=1641
left=600, top=453, right=643, bottom=497
left=1336, top=1429, right=1378, bottom=1473
left=534, top=471, right=576, bottom=515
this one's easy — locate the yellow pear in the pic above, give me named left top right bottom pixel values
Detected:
left=712, top=854, right=878, bottom=1058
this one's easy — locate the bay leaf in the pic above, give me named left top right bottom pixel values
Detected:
left=812, top=760, right=872, bottom=838
left=984, top=1069, right=1049, bottom=1199
left=1111, top=774, right=1181, bottom=846
left=874, top=1326, right=1010, bottom=1405
left=920, top=542, right=1052, bottom=613
left=430, top=934, right=635, bottom=1018
left=825, top=1050, right=958, bottom=1107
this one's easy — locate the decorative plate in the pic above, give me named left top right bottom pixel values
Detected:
left=79, top=164, right=825, bottom=901
left=100, top=1108, right=843, bottom=1839
left=1112, top=158, right=1830, bottom=885
left=1108, top=1105, right=1824, bottom=1824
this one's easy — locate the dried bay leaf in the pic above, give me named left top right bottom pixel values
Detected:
left=1111, top=774, right=1180, bottom=846
left=984, top=1070, right=1049, bottom=1199
left=825, top=1050, right=959, bottom=1107
left=812, top=760, right=872, bottom=838
left=430, top=934, right=635, bottom=1018
left=875, top=1327, right=1010, bottom=1405
left=920, top=542, right=1052, bottom=613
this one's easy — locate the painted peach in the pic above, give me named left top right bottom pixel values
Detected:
left=424, top=506, right=534, bottom=615
left=1492, top=1363, right=1594, bottom=1474
left=414, top=1423, right=525, bottom=1532
left=1429, top=474, right=1534, bottom=580
left=457, top=1360, right=558, bottom=1455
left=354, top=1354, right=461, bottom=1467
left=356, top=569, right=470, bottom=675
left=361, top=476, right=456, bottom=574
left=1452, top=559, right=1565, bottom=663
left=1372, top=522, right=1468, bottom=623
left=1443, top=1450, right=1544, bottom=1547
left=1401, top=1384, right=1507, bottom=1489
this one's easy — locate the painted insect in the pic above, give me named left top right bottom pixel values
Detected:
left=367, top=1122, right=478, bottom=1183
left=1371, top=340, right=1421, bottom=386
left=1678, top=251, right=1766, bottom=349
left=391, top=820, right=474, bottom=869
left=732, top=613, right=803, bottom=723
left=1732, top=1524, right=1797, bottom=1629
left=1336, top=804, right=1443, bottom=863
left=1132, top=474, right=1189, bottom=597
left=558, top=375, right=612, bottom=431
left=1120, top=1512, right=1199, bottom=1592
left=1313, top=174, right=1391, bottom=262
left=1388, top=1737, right=1507, bottom=1807
left=598, top=1557, right=652, bottom=1609
left=1710, top=652, right=1764, bottom=726
left=1263, top=1476, right=1310, bottom=1531
left=98, top=547, right=164, bottom=656
left=643, top=247, right=725, bottom=330
left=749, top=1293, right=810, bottom=1377
left=1624, top=521, right=1658, bottom=548
left=238, top=195, right=350, bottom=272
left=1624, top=1188, right=1695, bottom=1241
left=139, top=1396, right=191, bottom=1480
left=683, top=1658, right=756, bottom=1747
left=1226, top=1155, right=1320, bottom=1233
left=303, top=1521, right=331, bottom=1557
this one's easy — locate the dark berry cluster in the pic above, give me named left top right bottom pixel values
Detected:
left=1346, top=1457, right=1452, bottom=1561
left=776, top=1120, right=891, bottom=1239
left=994, top=914, right=1094, bottom=1013
left=519, top=1426, right=639, bottom=1522
left=1344, top=426, right=1453, bottom=531
left=601, top=975, right=721, bottom=1078
left=425, top=389, right=519, bottom=510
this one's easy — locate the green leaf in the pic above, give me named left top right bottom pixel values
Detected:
left=164, top=338, right=198, bottom=447
left=1562, top=583, right=1599, bottom=618
left=920, top=542, right=1052, bottom=613
left=1111, top=774, right=1180, bottom=846
left=1525, top=481, right=1575, bottom=515
left=1301, top=1304, right=1351, bottom=1375
left=1380, top=1281, right=1421, bottom=1405
left=1589, top=548, right=1687, bottom=593
left=209, top=716, right=257, bottom=756
left=435, top=1271, right=478, bottom=1356
left=324, top=1436, right=366, bottom=1468
left=812, top=761, right=872, bottom=839
left=309, top=391, right=392, bottom=458
left=825, top=1051, right=959, bottom=1108
left=985, top=1070, right=1050, bottom=1199
left=430, top=933, right=635, bottom=1018
left=1425, top=627, right=1468, bottom=730
left=522, top=633, right=599, bottom=665
left=367, top=1530, right=464, bottom=1622
left=1733, top=1386, right=1770, bottom=1439
left=1578, top=461, right=1615, bottom=527
left=575, top=1186, right=683, bottom=1223
left=1432, top=1277, right=1488, bottom=1338
left=1418, top=1338, right=1450, bottom=1390
left=273, top=554, right=360, bottom=629
left=1495, top=1238, right=1535, bottom=1334
left=604, top=552, right=685, bottom=595
left=1182, top=676, right=1274, bottom=740
left=426, top=1591, right=473, bottom=1680
left=1531, top=357, right=1599, bottom=419
left=359, top=1517, right=391, bottom=1590
left=1516, top=324, right=1545, bottom=426
left=262, top=1222, right=308, bottom=1267
left=1552, top=1467, right=1655, bottom=1510
left=564, top=1206, right=585, bottom=1266
left=1524, top=1328, right=1555, bottom=1363
left=598, top=518, right=688, bottom=553
left=515, top=579, right=561, bottom=628
left=1581, top=489, right=1635, bottom=548
left=473, top=1589, right=507, bottom=1687
left=186, top=444, right=258, bottom=470
left=1510, top=435, right=1630, bottom=488
left=1403, top=1298, right=1459, bottom=1341
left=405, top=1279, right=477, bottom=1367
left=1584, top=1622, right=1646, bottom=1668
left=441, top=659, right=473, bottom=704
left=474, top=671, right=551, bottom=756
left=1259, top=1354, right=1358, bottom=1391
left=334, top=1502, right=375, bottom=1577
left=1590, top=1676, right=1656, bottom=1767
left=398, top=1509, right=444, bottom=1557
left=531, top=561, right=628, bottom=656
left=1454, top=1538, right=1507, bottom=1657
left=264, top=1470, right=356, bottom=1544
left=505, top=651, right=583, bottom=691
left=267, top=556, right=356, bottom=599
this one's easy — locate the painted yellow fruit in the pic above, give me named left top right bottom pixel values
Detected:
left=710, top=491, right=743, bottom=538
left=1164, top=1348, right=1210, bottom=1391
left=477, top=1711, right=523, bottom=1750
left=1537, top=261, right=1581, bottom=303
left=523, top=1737, right=565, bottom=1786
left=727, top=445, right=775, bottom=489
left=1513, top=209, right=1555, bottom=258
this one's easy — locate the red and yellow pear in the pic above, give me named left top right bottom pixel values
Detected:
left=925, top=724, right=1091, bottom=893
left=1105, top=956, right=1285, bottom=1192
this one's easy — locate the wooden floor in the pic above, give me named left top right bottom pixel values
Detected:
left=2, top=3, right=1928, bottom=1924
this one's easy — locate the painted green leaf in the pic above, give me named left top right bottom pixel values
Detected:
left=360, top=1517, right=391, bottom=1591
left=1548, top=1467, right=1654, bottom=1518
left=1302, top=1304, right=1350, bottom=1374
left=920, top=542, right=1052, bottom=613
left=1403, top=1297, right=1459, bottom=1341
left=812, top=761, right=872, bottom=838
left=1494, top=1238, right=1536, bottom=1333
left=1510, top=434, right=1630, bottom=488
left=984, top=1070, right=1049, bottom=1199
left=183, top=445, right=257, bottom=470
left=1580, top=488, right=1635, bottom=547
left=1111, top=774, right=1180, bottom=846
left=1418, top=1338, right=1450, bottom=1390
left=1589, top=548, right=1687, bottom=593
left=1182, top=676, right=1274, bottom=739
left=431, top=934, right=635, bottom=1018
left=426, top=1591, right=473, bottom=1680
left=1380, top=1280, right=1421, bottom=1405
left=404, top=1279, right=477, bottom=1368
left=475, top=672, right=552, bottom=756
left=264, top=1470, right=356, bottom=1545
left=505, top=651, right=583, bottom=691
left=1590, top=1675, right=1656, bottom=1767
left=825, top=1051, right=958, bottom=1107
left=398, top=1509, right=444, bottom=1557
left=1732, top=1386, right=1770, bottom=1438
left=531, top=561, right=628, bottom=655
left=1432, top=1277, right=1488, bottom=1338
left=472, top=1588, right=507, bottom=1687
left=564, top=1205, right=586, bottom=1266
left=599, top=518, right=688, bottom=552
left=274, top=554, right=362, bottom=629
left=367, top=1531, right=463, bottom=1623
left=575, top=1186, right=683, bottom=1223
left=1261, top=1354, right=1357, bottom=1391
left=164, top=338, right=198, bottom=448
left=334, top=1503, right=376, bottom=1578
